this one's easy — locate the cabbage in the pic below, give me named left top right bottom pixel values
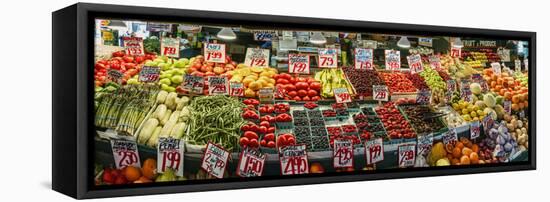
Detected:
left=470, top=83, right=482, bottom=95
left=483, top=94, right=496, bottom=107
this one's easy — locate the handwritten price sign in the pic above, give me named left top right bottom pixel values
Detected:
left=482, top=114, right=494, bottom=133
left=279, top=145, right=309, bottom=175
left=157, top=137, right=184, bottom=176
left=161, top=37, right=180, bottom=58
left=429, top=55, right=442, bottom=70
left=258, top=88, right=274, bottom=103
left=208, top=76, right=228, bottom=95
left=237, top=147, right=266, bottom=177
left=407, top=54, right=423, bottom=73
left=365, top=138, right=384, bottom=165
left=460, top=81, right=472, bottom=103
left=491, top=62, right=502, bottom=75
left=107, top=69, right=123, bottom=84
left=201, top=143, right=230, bottom=179
left=288, top=54, right=310, bottom=74
left=138, top=66, right=160, bottom=83
left=354, top=48, right=374, bottom=70
left=204, top=43, right=226, bottom=63
left=417, top=134, right=433, bottom=157
left=447, top=80, right=457, bottom=93
left=398, top=144, right=416, bottom=168
left=123, top=37, right=144, bottom=56
left=504, top=100, right=512, bottom=115
left=450, top=47, right=462, bottom=58
left=385, top=50, right=401, bottom=70
left=333, top=139, right=354, bottom=168
left=244, top=48, right=270, bottom=68
left=515, top=59, right=522, bottom=72
left=318, top=48, right=338, bottom=68
left=442, top=128, right=458, bottom=145
left=416, top=89, right=431, bottom=105
left=253, top=31, right=274, bottom=41
left=373, top=85, right=389, bottom=101
left=524, top=58, right=529, bottom=72
left=470, top=121, right=481, bottom=140
left=110, top=139, right=141, bottom=169
left=229, top=82, right=244, bottom=97
left=182, top=74, right=205, bottom=94
left=334, top=88, right=352, bottom=103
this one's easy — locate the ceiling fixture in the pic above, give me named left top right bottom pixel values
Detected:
left=397, top=36, right=411, bottom=48
left=310, top=32, right=327, bottom=44
left=217, top=27, right=237, bottom=40
left=453, top=37, right=464, bottom=48
left=107, top=20, right=127, bottom=29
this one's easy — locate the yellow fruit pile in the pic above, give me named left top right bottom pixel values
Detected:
left=228, top=65, right=278, bottom=97
left=451, top=100, right=486, bottom=122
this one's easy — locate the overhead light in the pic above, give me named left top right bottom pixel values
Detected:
left=217, top=27, right=237, bottom=40
left=453, top=37, right=464, bottom=48
left=397, top=36, right=411, bottom=48
left=107, top=20, right=127, bottom=29
left=310, top=32, right=327, bottom=44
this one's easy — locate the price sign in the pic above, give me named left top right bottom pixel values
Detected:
left=450, top=47, right=462, bottom=58
left=161, top=37, right=180, bottom=58
left=229, top=82, right=244, bottom=97
left=442, top=128, right=458, bottom=145
left=333, top=139, right=354, bottom=168
left=318, top=48, right=338, bottom=68
left=429, top=55, right=442, bottom=70
left=519, top=110, right=526, bottom=119
left=491, top=62, right=502, bottom=75
left=258, top=88, right=274, bottom=103
left=107, top=69, right=123, bottom=84
left=204, top=43, right=226, bottom=63
left=417, top=134, right=433, bottom=157
left=418, top=37, right=433, bottom=47
left=365, top=138, right=384, bottom=165
left=122, top=37, right=144, bottom=56
left=498, top=48, right=510, bottom=62
left=515, top=59, right=522, bottom=72
left=279, top=145, right=309, bottom=175
left=253, top=31, right=274, bottom=41
left=460, top=82, right=472, bottom=102
left=288, top=54, right=310, bottom=74
left=237, top=147, right=266, bottom=177
left=373, top=85, right=389, bottom=101
left=334, top=88, right=352, bottom=103
left=201, top=143, right=230, bottom=179
left=138, top=66, right=160, bottom=83
left=470, top=121, right=481, bottom=140
left=157, top=137, right=184, bottom=176
left=208, top=76, right=228, bottom=95
left=244, top=48, right=270, bottom=67
left=416, top=89, right=431, bottom=105
left=524, top=58, right=529, bottom=71
left=354, top=48, right=374, bottom=70
left=504, top=100, right=512, bottom=115
left=385, top=50, right=401, bottom=70
left=274, top=86, right=286, bottom=99
left=182, top=74, right=205, bottom=94
left=398, top=144, right=416, bottom=168
left=447, top=80, right=457, bottom=92
left=110, top=139, right=141, bottom=169
left=407, top=54, right=423, bottom=73
left=482, top=115, right=494, bottom=133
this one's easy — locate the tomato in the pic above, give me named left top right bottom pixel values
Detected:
left=267, top=126, right=275, bottom=133
left=264, top=133, right=275, bottom=141
left=279, top=73, right=292, bottom=80
left=122, top=56, right=134, bottom=63
left=276, top=78, right=290, bottom=85
left=276, top=83, right=285, bottom=90
left=295, top=82, right=309, bottom=90
left=260, top=140, right=267, bottom=147
left=309, top=82, right=321, bottom=91
left=287, top=91, right=298, bottom=98
left=239, top=137, right=250, bottom=147
left=272, top=74, right=280, bottom=80
left=284, top=84, right=296, bottom=92
left=260, top=121, right=270, bottom=128
left=302, top=96, right=311, bottom=101
left=307, top=89, right=318, bottom=97
left=250, top=125, right=260, bottom=133
left=244, top=131, right=258, bottom=140
left=267, top=141, right=276, bottom=148
left=297, top=90, right=308, bottom=97
left=306, top=77, right=316, bottom=84
left=293, top=96, right=302, bottom=101
left=95, top=63, right=106, bottom=69
left=295, top=77, right=307, bottom=83
left=241, top=124, right=250, bottom=131
left=277, top=135, right=287, bottom=146
left=311, top=96, right=321, bottom=101
left=249, top=139, right=259, bottom=148
left=258, top=126, right=267, bottom=134
left=286, top=137, right=296, bottom=145
left=289, top=77, right=296, bottom=84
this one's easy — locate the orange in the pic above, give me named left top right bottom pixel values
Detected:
left=142, top=158, right=157, bottom=180
left=470, top=153, right=479, bottom=164
left=460, top=155, right=471, bottom=165
left=445, top=143, right=454, bottom=154
left=455, top=142, right=464, bottom=150
left=452, top=147, right=462, bottom=158
left=123, top=166, right=142, bottom=182
left=451, top=158, right=460, bottom=165
left=471, top=144, right=479, bottom=153
left=462, top=148, right=473, bottom=157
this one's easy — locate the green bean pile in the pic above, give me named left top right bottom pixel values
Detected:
left=187, top=95, right=246, bottom=151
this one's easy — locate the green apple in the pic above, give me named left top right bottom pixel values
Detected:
left=154, top=58, right=165, bottom=64
left=171, top=75, right=183, bottom=85
left=161, top=83, right=171, bottom=91
left=174, top=69, right=185, bottom=75
left=145, top=61, right=158, bottom=67
left=160, top=78, right=171, bottom=86
left=175, top=61, right=186, bottom=68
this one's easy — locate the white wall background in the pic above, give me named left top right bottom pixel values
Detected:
left=0, top=0, right=547, bottom=201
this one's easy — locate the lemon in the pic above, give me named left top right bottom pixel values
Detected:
left=470, top=111, right=477, bottom=117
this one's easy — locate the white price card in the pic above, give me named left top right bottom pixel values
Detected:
left=524, top=58, right=529, bottom=71
left=354, top=48, right=374, bottom=70
left=442, top=128, right=458, bottom=145
left=138, top=66, right=160, bottom=83
left=244, top=48, right=270, bottom=67
left=334, top=88, right=352, bottom=103
left=491, top=62, right=502, bottom=75
left=161, top=37, right=180, bottom=58
left=229, top=82, right=244, bottom=97
left=385, top=50, right=401, bottom=70
left=157, top=137, right=184, bottom=176
left=279, top=145, right=309, bottom=175
left=470, top=121, right=481, bottom=140
left=416, top=89, right=431, bottom=105
left=447, top=80, right=457, bottom=93
left=460, top=81, right=472, bottom=103
left=407, top=54, right=423, bottom=73
left=288, top=54, right=310, bottom=74
left=417, top=134, right=433, bottom=157
left=398, top=144, right=416, bottom=168
left=504, top=100, right=512, bottom=115
left=450, top=47, right=462, bottom=58
left=373, top=85, right=389, bottom=101
left=123, top=37, right=145, bottom=56
left=107, top=69, right=123, bottom=84
left=182, top=74, right=205, bottom=94
left=418, top=38, right=433, bottom=47
left=204, top=43, right=226, bottom=63
left=365, top=138, right=384, bottom=165
left=429, top=55, right=442, bottom=70
left=208, top=76, right=228, bottom=95
left=201, top=142, right=230, bottom=179
left=333, top=139, right=354, bottom=168
left=110, top=139, right=141, bottom=169
left=515, top=59, right=522, bottom=72
left=237, top=147, right=266, bottom=177
left=258, top=88, right=274, bottom=103
left=482, top=114, right=495, bottom=133
left=318, top=48, right=338, bottom=68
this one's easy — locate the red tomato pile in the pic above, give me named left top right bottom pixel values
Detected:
left=94, top=51, right=156, bottom=86
left=186, top=55, right=237, bottom=77
left=276, top=133, right=296, bottom=148
left=380, top=72, right=417, bottom=93
left=274, top=73, right=321, bottom=101
left=375, top=102, right=416, bottom=139
left=259, top=115, right=276, bottom=148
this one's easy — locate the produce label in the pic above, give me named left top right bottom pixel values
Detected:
left=524, top=58, right=529, bottom=72
left=460, top=81, right=472, bottom=103
left=288, top=54, right=310, bottom=74
left=418, top=37, right=433, bottom=47
left=407, top=54, right=423, bottom=73
left=138, top=66, right=160, bottom=83
left=208, top=76, right=228, bottom=95
left=110, top=139, right=141, bottom=169
left=442, top=128, right=458, bottom=145
left=160, top=37, right=180, bottom=58
left=398, top=144, right=416, bottom=168
left=470, top=121, right=480, bottom=140
left=253, top=31, right=274, bottom=41
left=182, top=74, right=205, bottom=94
left=446, top=80, right=457, bottom=92
left=450, top=47, right=461, bottom=58
left=318, top=48, right=338, bottom=68
left=258, top=88, right=274, bottom=103
left=504, top=100, right=512, bottom=115
left=482, top=115, right=494, bottom=133
left=416, top=89, right=431, bottom=105
left=472, top=74, right=488, bottom=93
left=201, top=142, right=230, bottom=179
left=333, top=139, right=354, bottom=168
left=373, top=85, right=389, bottom=101
left=497, top=48, right=510, bottom=62
left=157, top=137, right=184, bottom=176
left=229, top=82, right=244, bottom=97
left=385, top=50, right=401, bottom=70
left=274, top=86, right=286, bottom=99
left=122, top=37, right=144, bottom=56
left=491, top=62, right=502, bottom=75
left=279, top=145, right=309, bottom=175
left=204, top=43, right=226, bottom=63
left=417, top=133, right=433, bottom=157
left=334, top=88, right=352, bottom=103
left=354, top=48, right=374, bottom=70
left=244, top=48, right=270, bottom=67
left=519, top=110, right=526, bottom=119
left=237, top=147, right=266, bottom=177
left=107, top=69, right=123, bottom=84
left=429, top=55, right=442, bottom=70
left=365, top=138, right=384, bottom=165
left=515, top=59, right=522, bottom=72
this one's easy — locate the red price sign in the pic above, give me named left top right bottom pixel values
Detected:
left=161, top=37, right=180, bottom=58
left=244, top=48, right=270, bottom=67
left=450, top=47, right=462, bottom=58
left=429, top=55, right=442, bottom=70
left=442, top=128, right=458, bottom=145
left=110, top=139, right=141, bottom=169
left=182, top=74, right=205, bottom=94
left=460, top=81, right=472, bottom=103
left=447, top=80, right=457, bottom=93
left=373, top=85, right=389, bottom=101
left=398, top=144, right=416, bottom=168
left=354, top=48, right=374, bottom=70
left=333, top=139, right=354, bottom=168
left=334, top=88, right=351, bottom=103
left=107, top=69, right=123, bottom=84
left=201, top=143, right=230, bottom=179
left=208, top=76, right=228, bottom=95
left=204, top=43, right=226, bottom=63
left=288, top=54, right=310, bottom=74
left=504, top=100, right=512, bottom=115
left=470, top=121, right=481, bottom=140
left=482, top=115, right=495, bottom=133
left=407, top=54, right=423, bottom=73
left=385, top=50, right=401, bottom=70
left=318, top=48, right=338, bottom=68
left=416, top=89, right=431, bottom=105
left=365, top=138, right=384, bottom=165
left=123, top=37, right=144, bottom=56
left=138, top=66, right=160, bottom=83
left=279, top=145, right=309, bottom=175
left=417, top=133, right=433, bottom=157
left=237, top=147, right=266, bottom=177
left=157, top=137, right=184, bottom=176
left=229, top=82, right=244, bottom=97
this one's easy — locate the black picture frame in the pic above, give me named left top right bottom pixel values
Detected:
left=52, top=3, right=536, bottom=199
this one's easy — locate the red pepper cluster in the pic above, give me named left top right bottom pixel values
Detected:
left=243, top=99, right=260, bottom=109
left=242, top=108, right=260, bottom=120
left=259, top=115, right=277, bottom=148
left=259, top=104, right=275, bottom=114
left=273, top=103, right=290, bottom=114
left=277, top=133, right=296, bottom=148
left=375, top=102, right=416, bottom=139
left=275, top=113, right=292, bottom=122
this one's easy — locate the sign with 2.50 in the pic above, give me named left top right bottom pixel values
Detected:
left=385, top=50, right=401, bottom=70
left=373, top=85, right=389, bottom=101
left=407, top=54, right=423, bottom=73
left=288, top=54, right=310, bottom=74
left=365, top=138, right=384, bottom=165
left=161, top=37, right=180, bottom=58
left=333, top=139, right=353, bottom=168
left=354, top=48, right=373, bottom=70
left=334, top=88, right=352, bottom=103
left=182, top=74, right=204, bottom=94
left=204, top=43, right=226, bottom=63
left=208, top=76, right=228, bottom=95
left=237, top=147, right=266, bottom=177
left=201, top=143, right=230, bottom=179
left=279, top=145, right=309, bottom=175
left=157, top=137, right=184, bottom=176
left=122, top=37, right=144, bottom=56
left=318, top=48, right=338, bottom=68
left=138, top=66, right=160, bottom=83
left=244, top=48, right=270, bottom=68
left=398, top=144, right=416, bottom=168
left=110, top=139, right=141, bottom=169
